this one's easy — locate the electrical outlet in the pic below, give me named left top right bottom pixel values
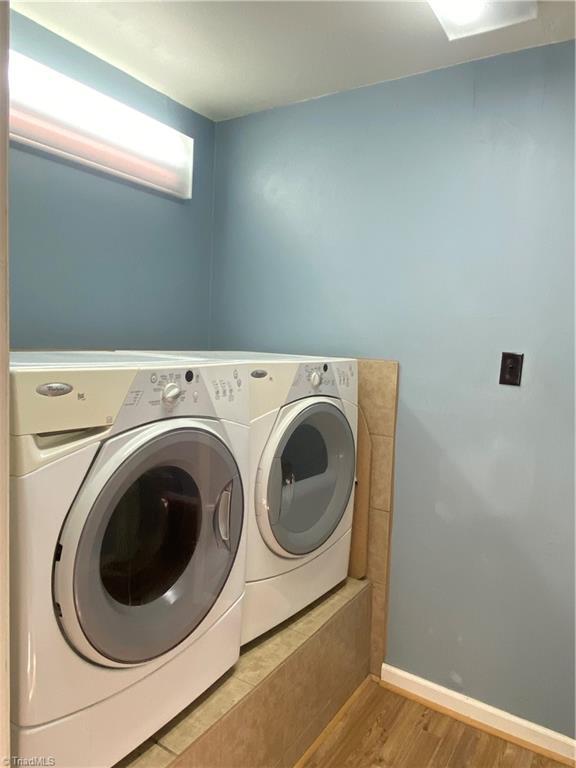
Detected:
left=499, top=352, right=524, bottom=386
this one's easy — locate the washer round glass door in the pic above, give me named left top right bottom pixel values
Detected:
left=257, top=401, right=355, bottom=556
left=54, top=426, right=243, bottom=665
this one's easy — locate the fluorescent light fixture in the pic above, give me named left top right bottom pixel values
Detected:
left=429, top=0, right=538, bottom=41
left=9, top=50, right=194, bottom=199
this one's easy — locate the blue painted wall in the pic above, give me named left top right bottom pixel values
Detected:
left=212, top=43, right=575, bottom=735
left=9, top=12, right=214, bottom=350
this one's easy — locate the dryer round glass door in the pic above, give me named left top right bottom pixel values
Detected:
left=54, top=426, right=243, bottom=665
left=259, top=401, right=355, bottom=556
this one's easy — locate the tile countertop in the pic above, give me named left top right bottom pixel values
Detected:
left=116, top=578, right=369, bottom=768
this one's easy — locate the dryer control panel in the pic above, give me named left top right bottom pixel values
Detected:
left=287, top=360, right=357, bottom=403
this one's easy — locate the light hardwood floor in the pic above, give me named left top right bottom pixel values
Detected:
left=294, top=679, right=569, bottom=768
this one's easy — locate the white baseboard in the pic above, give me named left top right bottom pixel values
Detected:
left=380, top=663, right=575, bottom=765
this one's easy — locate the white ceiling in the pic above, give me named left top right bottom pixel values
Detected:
left=12, top=1, right=576, bottom=121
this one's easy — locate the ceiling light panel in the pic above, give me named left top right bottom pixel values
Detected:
left=429, top=1, right=538, bottom=41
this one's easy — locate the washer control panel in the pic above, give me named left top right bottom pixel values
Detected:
left=112, top=364, right=248, bottom=434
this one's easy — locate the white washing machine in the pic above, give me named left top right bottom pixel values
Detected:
left=148, top=352, right=358, bottom=644
left=9, top=351, right=250, bottom=768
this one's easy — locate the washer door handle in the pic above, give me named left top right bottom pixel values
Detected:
left=216, top=484, right=232, bottom=547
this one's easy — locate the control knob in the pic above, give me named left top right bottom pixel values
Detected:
left=310, top=371, right=322, bottom=389
left=162, top=382, right=182, bottom=405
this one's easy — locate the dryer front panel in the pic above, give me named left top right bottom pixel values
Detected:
left=54, top=422, right=243, bottom=666
left=256, top=399, right=355, bottom=557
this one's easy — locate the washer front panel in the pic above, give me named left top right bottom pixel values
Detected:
left=55, top=425, right=243, bottom=665
left=259, top=401, right=355, bottom=556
